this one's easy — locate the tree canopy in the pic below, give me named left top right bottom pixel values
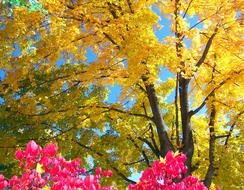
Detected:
left=0, top=0, right=243, bottom=189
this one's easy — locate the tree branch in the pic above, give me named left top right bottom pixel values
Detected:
left=136, top=83, right=147, bottom=94
left=123, top=159, right=145, bottom=166
left=95, top=105, right=153, bottom=121
left=183, top=0, right=194, bottom=18
left=128, top=136, right=150, bottom=167
left=189, top=75, right=234, bottom=117
left=175, top=73, right=180, bottom=147
left=142, top=103, right=160, bottom=157
left=195, top=27, right=218, bottom=68
left=126, top=0, right=134, bottom=13
left=103, top=32, right=120, bottom=49
left=72, top=139, right=136, bottom=184
left=215, top=134, right=228, bottom=139
left=224, top=110, right=244, bottom=146
left=110, top=166, right=136, bottom=184
left=138, top=137, right=159, bottom=158
left=188, top=11, right=219, bottom=31
left=149, top=124, right=161, bottom=157
left=189, top=18, right=208, bottom=31
left=189, top=68, right=243, bottom=117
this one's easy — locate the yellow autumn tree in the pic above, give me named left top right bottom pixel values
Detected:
left=0, top=0, right=243, bottom=189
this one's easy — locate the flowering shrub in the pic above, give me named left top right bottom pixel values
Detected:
left=0, top=141, right=116, bottom=190
left=0, top=141, right=221, bottom=190
left=129, top=151, right=208, bottom=190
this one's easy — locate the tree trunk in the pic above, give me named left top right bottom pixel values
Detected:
left=179, top=77, right=194, bottom=175
left=173, top=0, right=194, bottom=174
left=204, top=93, right=216, bottom=187
left=143, top=76, right=174, bottom=156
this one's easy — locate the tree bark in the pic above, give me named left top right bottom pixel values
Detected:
left=179, top=77, right=194, bottom=175
left=204, top=93, right=216, bottom=187
left=142, top=76, right=174, bottom=156
left=175, top=73, right=180, bottom=147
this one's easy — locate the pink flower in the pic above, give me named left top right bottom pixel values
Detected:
left=84, top=175, right=95, bottom=186
left=80, top=168, right=87, bottom=175
left=26, top=140, right=39, bottom=154
left=0, top=174, right=8, bottom=189
left=0, top=175, right=4, bottom=181
left=0, top=180, right=8, bottom=189
left=9, top=176, right=19, bottom=187
left=103, top=170, right=113, bottom=177
left=15, top=149, right=23, bottom=160
left=42, top=143, right=57, bottom=157
left=95, top=167, right=102, bottom=175
left=129, top=151, right=208, bottom=190
left=50, top=164, right=61, bottom=176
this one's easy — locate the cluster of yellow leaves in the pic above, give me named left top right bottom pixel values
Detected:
left=0, top=0, right=243, bottom=189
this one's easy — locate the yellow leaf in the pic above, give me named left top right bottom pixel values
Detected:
left=36, top=163, right=44, bottom=174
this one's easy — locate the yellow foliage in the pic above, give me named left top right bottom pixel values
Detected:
left=0, top=0, right=243, bottom=189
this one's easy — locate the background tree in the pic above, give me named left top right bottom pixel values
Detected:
left=0, top=0, right=243, bottom=189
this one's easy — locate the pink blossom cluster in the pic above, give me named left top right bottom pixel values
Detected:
left=0, top=175, right=7, bottom=189
left=0, top=141, right=222, bottom=190
left=128, top=151, right=207, bottom=190
left=0, top=141, right=116, bottom=190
